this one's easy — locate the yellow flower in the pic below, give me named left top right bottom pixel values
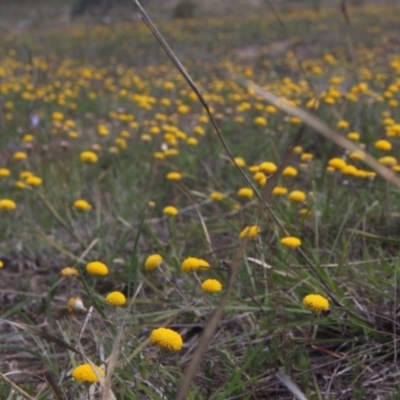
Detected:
left=253, top=171, right=267, bottom=186
left=145, top=254, right=163, bottom=271
left=272, top=186, right=288, bottom=196
left=280, top=236, right=301, bottom=248
left=258, top=161, right=277, bottom=174
left=181, top=257, right=210, bottom=273
left=52, top=111, right=64, bottom=122
left=15, top=181, right=26, bottom=189
left=150, top=327, right=183, bottom=352
left=254, top=116, right=267, bottom=126
left=0, top=260, right=3, bottom=268
left=239, top=225, right=261, bottom=239
left=177, top=104, right=190, bottom=114
left=86, top=261, right=108, bottom=276
left=72, top=363, right=105, bottom=383
left=60, top=267, right=79, bottom=278
left=163, top=206, right=178, bottom=216
left=347, top=132, right=360, bottom=141
left=209, top=191, right=224, bottom=202
left=337, top=120, right=349, bottom=129
left=292, top=146, right=303, bottom=154
left=0, top=168, right=11, bottom=177
left=97, top=124, right=109, bottom=136
left=300, top=153, right=313, bottom=161
left=105, top=291, right=126, bottom=307
left=74, top=199, right=92, bottom=211
left=80, top=151, right=98, bottom=163
left=193, top=126, right=205, bottom=136
left=374, top=139, right=392, bottom=151
left=341, top=165, right=358, bottom=176
left=233, top=157, right=246, bottom=167
left=67, top=296, right=87, bottom=313
left=13, top=151, right=27, bottom=161
left=237, top=187, right=254, bottom=199
left=22, top=134, right=34, bottom=143
left=166, top=172, right=182, bottom=181
left=379, top=156, right=397, bottom=166
left=26, top=176, right=42, bottom=186
left=282, top=166, right=298, bottom=177
left=303, top=294, right=330, bottom=313
left=349, top=151, right=365, bottom=161
left=201, top=279, right=222, bottom=293
left=265, top=105, right=277, bottom=114
left=288, top=190, right=306, bottom=203
left=328, top=158, right=346, bottom=170
left=186, top=137, right=198, bottom=146
left=0, top=199, right=17, bottom=211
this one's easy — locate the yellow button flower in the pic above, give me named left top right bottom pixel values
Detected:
left=374, top=139, right=392, bottom=151
left=26, top=176, right=42, bottom=186
left=272, top=186, right=288, bottom=196
left=201, top=279, right=222, bottom=293
left=150, top=327, right=183, bottom=351
left=209, top=191, right=224, bottom=202
left=237, top=187, right=254, bottom=199
left=72, top=363, right=105, bottom=383
left=60, top=267, right=79, bottom=278
left=328, top=158, right=346, bottom=170
left=80, top=151, right=98, bottom=163
left=144, top=254, right=163, bottom=271
left=303, top=294, right=330, bottom=313
left=280, top=236, right=301, bottom=248
left=86, top=261, right=108, bottom=276
left=163, top=206, right=178, bottom=216
left=105, top=291, right=126, bottom=307
left=0, top=168, right=11, bottom=177
left=73, top=199, right=92, bottom=211
left=166, top=172, right=182, bottom=181
left=282, top=166, right=298, bottom=177
left=288, top=190, right=306, bottom=203
left=239, top=225, right=261, bottom=239
left=181, top=257, right=210, bottom=273
left=0, top=199, right=17, bottom=211
left=13, top=151, right=27, bottom=161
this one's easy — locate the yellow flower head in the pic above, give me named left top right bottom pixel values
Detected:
left=13, top=151, right=27, bottom=161
left=0, top=168, right=11, bottom=177
left=254, top=116, right=268, bottom=126
left=280, top=236, right=301, bottom=248
left=0, top=199, right=17, bottom=211
left=181, top=257, right=210, bottom=273
left=272, top=186, right=288, bottom=196
left=60, top=267, right=79, bottom=278
left=74, top=199, right=92, bottom=211
left=237, top=187, right=254, bottom=199
left=163, top=206, right=178, bottom=216
left=379, top=156, right=397, bottom=166
left=166, top=172, right=182, bottom=181
left=86, top=261, right=108, bottom=276
left=239, top=225, right=261, bottom=239
left=336, top=120, right=349, bottom=129
left=80, top=151, right=98, bottom=164
left=347, top=132, right=360, bottom=141
left=72, top=363, right=105, bottom=383
left=150, top=327, right=183, bottom=351
left=201, top=279, right=222, bottom=293
left=233, top=157, right=246, bottom=167
left=145, top=254, right=163, bottom=271
left=26, top=176, right=42, bottom=186
left=67, top=296, right=86, bottom=313
left=105, top=291, right=126, bottom=307
left=288, top=190, right=306, bottom=203
left=209, top=191, right=224, bottom=202
left=374, top=139, right=392, bottom=151
left=97, top=124, right=109, bottom=136
left=303, top=294, right=330, bottom=313
left=282, top=166, right=298, bottom=177
left=328, top=158, right=346, bottom=171
left=258, top=161, right=277, bottom=174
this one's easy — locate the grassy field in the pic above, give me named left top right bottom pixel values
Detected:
left=1, top=1, right=400, bottom=399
